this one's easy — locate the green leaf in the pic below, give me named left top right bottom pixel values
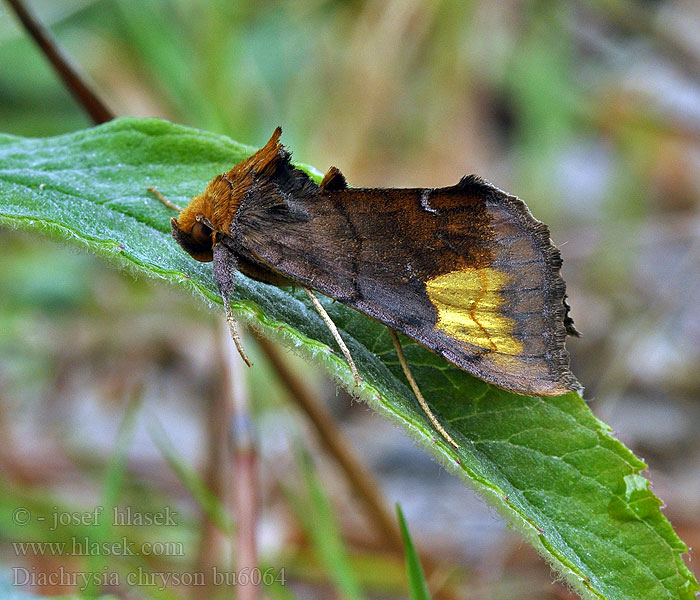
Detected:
left=85, top=394, right=141, bottom=597
left=148, top=420, right=234, bottom=534
left=292, top=448, right=365, bottom=600
left=396, top=504, right=431, bottom=600
left=0, top=118, right=696, bottom=600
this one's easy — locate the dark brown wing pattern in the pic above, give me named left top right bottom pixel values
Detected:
left=232, top=154, right=578, bottom=397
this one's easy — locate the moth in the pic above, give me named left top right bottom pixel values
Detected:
left=154, top=128, right=580, bottom=447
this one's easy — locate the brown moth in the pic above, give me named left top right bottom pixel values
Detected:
left=163, top=128, right=580, bottom=445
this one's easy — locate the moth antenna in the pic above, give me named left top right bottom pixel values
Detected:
left=196, top=214, right=224, bottom=235
left=388, top=329, right=459, bottom=449
left=222, top=296, right=253, bottom=368
left=222, top=173, right=235, bottom=189
left=304, top=288, right=361, bottom=386
left=148, top=186, right=183, bottom=212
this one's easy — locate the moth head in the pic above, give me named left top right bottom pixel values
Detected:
left=170, top=127, right=287, bottom=263
left=171, top=193, right=216, bottom=262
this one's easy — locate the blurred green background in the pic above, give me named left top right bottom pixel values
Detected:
left=1, top=0, right=699, bottom=598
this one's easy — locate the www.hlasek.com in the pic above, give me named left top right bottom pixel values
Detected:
left=13, top=537, right=183, bottom=557
left=12, top=567, right=286, bottom=591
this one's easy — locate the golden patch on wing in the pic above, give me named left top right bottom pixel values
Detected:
left=425, top=268, right=523, bottom=355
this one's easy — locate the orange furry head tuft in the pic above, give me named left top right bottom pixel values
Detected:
left=171, top=127, right=285, bottom=262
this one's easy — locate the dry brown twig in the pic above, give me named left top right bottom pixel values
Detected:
left=5, top=0, right=115, bottom=125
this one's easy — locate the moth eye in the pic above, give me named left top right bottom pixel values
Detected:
left=191, top=221, right=213, bottom=246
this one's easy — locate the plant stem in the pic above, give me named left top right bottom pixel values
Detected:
left=256, top=336, right=405, bottom=556
left=221, top=321, right=259, bottom=600
left=5, top=0, right=115, bottom=125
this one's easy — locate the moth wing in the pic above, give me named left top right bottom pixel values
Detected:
left=237, top=175, right=578, bottom=397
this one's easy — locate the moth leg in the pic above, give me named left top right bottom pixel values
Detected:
left=147, top=187, right=183, bottom=212
left=223, top=299, right=253, bottom=368
left=213, top=243, right=253, bottom=368
left=304, top=287, right=362, bottom=386
left=388, top=329, right=459, bottom=449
